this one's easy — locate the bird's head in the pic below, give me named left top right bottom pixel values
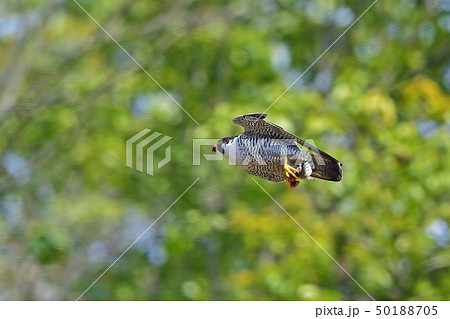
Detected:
left=212, top=136, right=237, bottom=155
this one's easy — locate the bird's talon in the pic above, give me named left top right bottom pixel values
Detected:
left=283, top=160, right=300, bottom=179
left=284, top=159, right=300, bottom=188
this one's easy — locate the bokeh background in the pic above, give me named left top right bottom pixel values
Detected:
left=0, top=0, right=449, bottom=300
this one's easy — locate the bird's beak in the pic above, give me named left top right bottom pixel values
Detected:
left=212, top=144, right=217, bottom=152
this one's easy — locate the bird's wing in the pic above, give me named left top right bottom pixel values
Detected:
left=233, top=113, right=343, bottom=181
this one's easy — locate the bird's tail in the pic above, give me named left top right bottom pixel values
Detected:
left=310, top=153, right=343, bottom=182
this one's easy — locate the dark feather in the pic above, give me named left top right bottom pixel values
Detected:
left=310, top=156, right=342, bottom=181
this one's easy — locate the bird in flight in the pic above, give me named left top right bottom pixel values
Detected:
left=212, top=113, right=342, bottom=188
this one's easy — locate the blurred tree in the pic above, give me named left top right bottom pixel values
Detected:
left=0, top=0, right=449, bottom=300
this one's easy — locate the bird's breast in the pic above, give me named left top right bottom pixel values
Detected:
left=229, top=134, right=300, bottom=167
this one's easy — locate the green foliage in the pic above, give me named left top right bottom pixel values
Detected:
left=0, top=0, right=449, bottom=300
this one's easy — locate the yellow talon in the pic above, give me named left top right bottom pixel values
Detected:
left=283, top=158, right=299, bottom=179
left=283, top=158, right=300, bottom=188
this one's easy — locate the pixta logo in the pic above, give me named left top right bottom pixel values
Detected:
left=126, top=129, right=171, bottom=176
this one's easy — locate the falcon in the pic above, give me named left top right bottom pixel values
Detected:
left=212, top=113, right=342, bottom=188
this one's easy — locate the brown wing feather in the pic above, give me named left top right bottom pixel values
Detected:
left=233, top=113, right=343, bottom=181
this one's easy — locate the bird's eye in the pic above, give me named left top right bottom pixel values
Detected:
left=212, top=145, right=217, bottom=152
